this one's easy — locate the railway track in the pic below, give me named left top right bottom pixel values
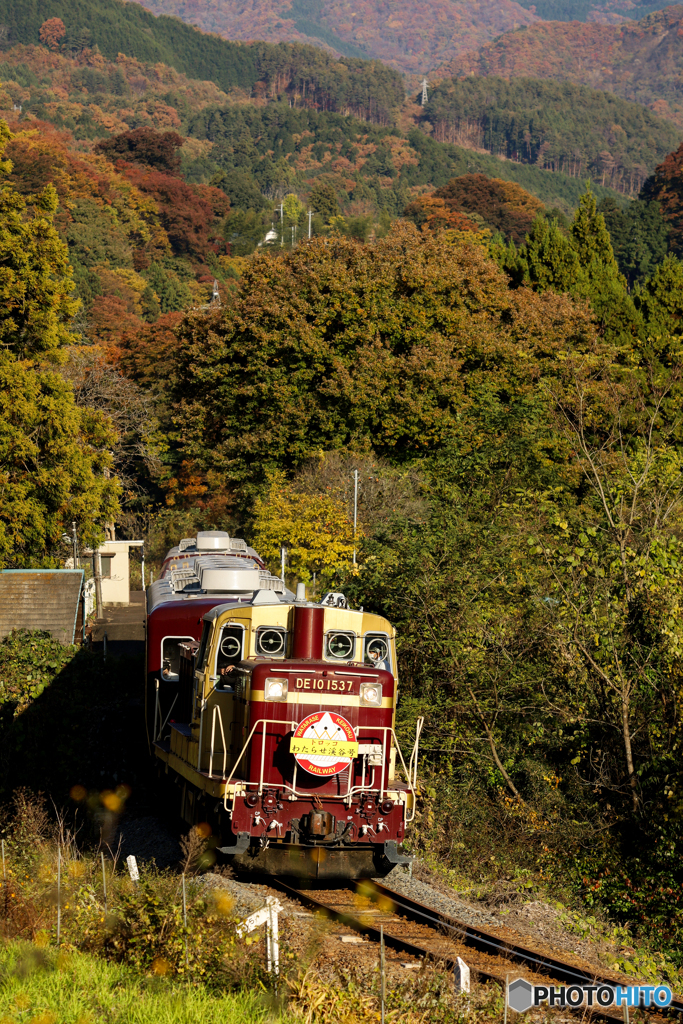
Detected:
left=272, top=877, right=683, bottom=1021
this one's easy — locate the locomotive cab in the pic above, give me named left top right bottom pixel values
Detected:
left=151, top=585, right=422, bottom=879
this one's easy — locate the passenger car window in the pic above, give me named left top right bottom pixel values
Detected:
left=161, top=636, right=194, bottom=682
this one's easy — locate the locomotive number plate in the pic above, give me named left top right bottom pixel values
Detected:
left=294, top=677, right=356, bottom=693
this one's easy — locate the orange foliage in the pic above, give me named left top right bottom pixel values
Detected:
left=163, top=460, right=234, bottom=519
left=114, top=312, right=184, bottom=385
left=39, top=18, right=66, bottom=51
left=404, top=175, right=543, bottom=243
left=403, top=194, right=479, bottom=233
left=134, top=0, right=537, bottom=75
left=89, top=297, right=143, bottom=348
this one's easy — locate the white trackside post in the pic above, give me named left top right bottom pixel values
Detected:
left=238, top=897, right=283, bottom=977
left=268, top=901, right=280, bottom=975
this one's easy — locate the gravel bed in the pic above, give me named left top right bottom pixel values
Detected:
left=115, top=815, right=182, bottom=869
left=200, top=874, right=309, bottom=923
left=377, top=865, right=501, bottom=931
left=112, top=818, right=540, bottom=941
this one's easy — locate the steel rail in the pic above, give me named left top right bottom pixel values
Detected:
left=270, top=878, right=681, bottom=1022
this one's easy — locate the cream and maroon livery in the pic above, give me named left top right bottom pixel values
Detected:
left=151, top=575, right=420, bottom=878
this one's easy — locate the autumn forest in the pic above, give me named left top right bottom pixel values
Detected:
left=3, top=0, right=683, bottom=998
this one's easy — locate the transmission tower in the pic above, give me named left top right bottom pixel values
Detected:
left=420, top=77, right=428, bottom=106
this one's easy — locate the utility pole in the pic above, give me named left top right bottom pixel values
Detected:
left=308, top=208, right=312, bottom=238
left=93, top=548, right=104, bottom=620
left=280, top=201, right=284, bottom=246
left=71, top=521, right=78, bottom=569
left=280, top=545, right=287, bottom=584
left=421, top=77, right=428, bottom=106
left=352, top=469, right=358, bottom=566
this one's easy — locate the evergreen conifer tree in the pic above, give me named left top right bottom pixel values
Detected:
left=634, top=255, right=683, bottom=339
left=517, top=215, right=580, bottom=293
left=570, top=187, right=643, bottom=347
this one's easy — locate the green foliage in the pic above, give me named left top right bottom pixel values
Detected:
left=515, top=215, right=580, bottom=291
left=145, top=263, right=193, bottom=314
left=308, top=179, right=340, bottom=223
left=0, top=125, right=78, bottom=357
left=423, top=76, right=678, bottom=196
left=223, top=209, right=273, bottom=257
left=0, top=355, right=120, bottom=567
left=170, top=224, right=596, bottom=493
left=598, top=197, right=669, bottom=285
left=510, top=187, right=643, bottom=348
left=0, top=630, right=75, bottom=719
left=403, top=128, right=621, bottom=209
left=101, top=874, right=239, bottom=982
left=633, top=255, right=683, bottom=339
left=567, top=188, right=642, bottom=345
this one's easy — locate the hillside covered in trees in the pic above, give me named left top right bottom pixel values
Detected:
left=0, top=32, right=633, bottom=279
left=128, top=0, right=540, bottom=75
left=0, top=0, right=404, bottom=122
left=110, top=194, right=683, bottom=969
left=421, top=76, right=680, bottom=195
left=447, top=5, right=683, bottom=130
left=93, top=0, right=683, bottom=72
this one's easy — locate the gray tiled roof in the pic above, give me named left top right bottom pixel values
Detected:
left=0, top=570, right=83, bottom=644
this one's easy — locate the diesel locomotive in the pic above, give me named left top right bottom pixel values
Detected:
left=146, top=531, right=421, bottom=879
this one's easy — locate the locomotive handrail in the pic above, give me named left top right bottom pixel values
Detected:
left=388, top=726, right=417, bottom=822
left=217, top=720, right=419, bottom=822
left=221, top=718, right=298, bottom=809
left=336, top=726, right=417, bottom=820
left=408, top=716, right=425, bottom=791
left=208, top=704, right=228, bottom=780
left=217, top=719, right=420, bottom=823
left=153, top=679, right=178, bottom=744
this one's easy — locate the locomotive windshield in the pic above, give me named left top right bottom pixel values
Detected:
left=326, top=631, right=356, bottom=660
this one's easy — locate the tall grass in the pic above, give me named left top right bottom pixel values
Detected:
left=0, top=940, right=279, bottom=1023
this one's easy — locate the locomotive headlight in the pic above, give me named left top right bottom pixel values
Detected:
left=264, top=676, right=288, bottom=701
left=360, top=682, right=382, bottom=707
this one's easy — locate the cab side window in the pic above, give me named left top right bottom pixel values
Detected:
left=161, top=636, right=194, bottom=681
left=363, top=634, right=391, bottom=672
left=215, top=625, right=244, bottom=688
